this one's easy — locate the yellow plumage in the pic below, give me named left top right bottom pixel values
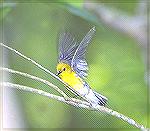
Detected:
left=56, top=63, right=83, bottom=91
left=56, top=27, right=107, bottom=106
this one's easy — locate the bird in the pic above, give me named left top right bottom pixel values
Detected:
left=56, top=27, right=108, bottom=107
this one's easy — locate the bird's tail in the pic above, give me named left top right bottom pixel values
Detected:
left=93, top=91, right=108, bottom=106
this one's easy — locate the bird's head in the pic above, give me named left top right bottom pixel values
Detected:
left=56, top=63, right=72, bottom=77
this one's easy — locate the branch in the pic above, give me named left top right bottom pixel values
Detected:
left=0, top=43, right=89, bottom=102
left=1, top=82, right=147, bottom=131
left=1, top=82, right=90, bottom=108
left=0, top=67, right=68, bottom=98
left=0, top=67, right=90, bottom=107
left=0, top=43, right=148, bottom=130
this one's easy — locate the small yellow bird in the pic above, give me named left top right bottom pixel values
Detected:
left=56, top=27, right=108, bottom=106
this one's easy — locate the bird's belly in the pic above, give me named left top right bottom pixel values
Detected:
left=61, top=73, right=83, bottom=91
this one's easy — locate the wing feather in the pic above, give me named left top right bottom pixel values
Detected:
left=58, top=32, right=78, bottom=65
left=58, top=27, right=96, bottom=78
left=71, top=27, right=96, bottom=79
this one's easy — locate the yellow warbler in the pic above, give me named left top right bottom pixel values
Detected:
left=56, top=27, right=107, bottom=106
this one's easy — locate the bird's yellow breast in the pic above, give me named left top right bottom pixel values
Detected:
left=60, top=71, right=83, bottom=91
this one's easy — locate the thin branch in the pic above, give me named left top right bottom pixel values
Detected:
left=0, top=43, right=148, bottom=130
left=0, top=67, right=68, bottom=98
left=1, top=82, right=90, bottom=108
left=1, top=82, right=147, bottom=131
left=0, top=43, right=88, bottom=102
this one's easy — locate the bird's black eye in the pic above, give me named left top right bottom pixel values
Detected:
left=63, top=68, right=66, bottom=71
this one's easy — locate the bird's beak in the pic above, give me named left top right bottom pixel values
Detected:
left=56, top=71, right=62, bottom=76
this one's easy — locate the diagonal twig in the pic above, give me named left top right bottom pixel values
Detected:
left=0, top=43, right=89, bottom=102
left=0, top=67, right=68, bottom=98
left=1, top=82, right=147, bottom=131
left=0, top=43, right=148, bottom=130
left=1, top=82, right=90, bottom=108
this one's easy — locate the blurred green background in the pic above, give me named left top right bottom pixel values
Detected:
left=1, top=0, right=148, bottom=130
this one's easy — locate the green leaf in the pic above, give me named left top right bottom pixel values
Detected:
left=63, top=4, right=102, bottom=27
left=65, top=0, right=84, bottom=8
left=57, top=0, right=84, bottom=8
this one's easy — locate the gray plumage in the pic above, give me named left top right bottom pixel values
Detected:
left=58, top=27, right=96, bottom=79
left=58, top=27, right=108, bottom=106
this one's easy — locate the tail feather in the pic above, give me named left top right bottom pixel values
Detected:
left=93, top=91, right=108, bottom=106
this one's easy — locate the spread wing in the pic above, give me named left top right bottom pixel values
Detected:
left=71, top=27, right=96, bottom=79
left=58, top=32, right=78, bottom=65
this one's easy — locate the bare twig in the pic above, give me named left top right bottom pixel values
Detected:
left=0, top=43, right=88, bottom=102
left=1, top=82, right=147, bottom=131
left=1, top=82, right=90, bottom=108
left=0, top=67, right=68, bottom=98
left=0, top=43, right=148, bottom=130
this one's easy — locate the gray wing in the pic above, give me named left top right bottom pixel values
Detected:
left=71, top=27, right=96, bottom=79
left=58, top=32, right=78, bottom=65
